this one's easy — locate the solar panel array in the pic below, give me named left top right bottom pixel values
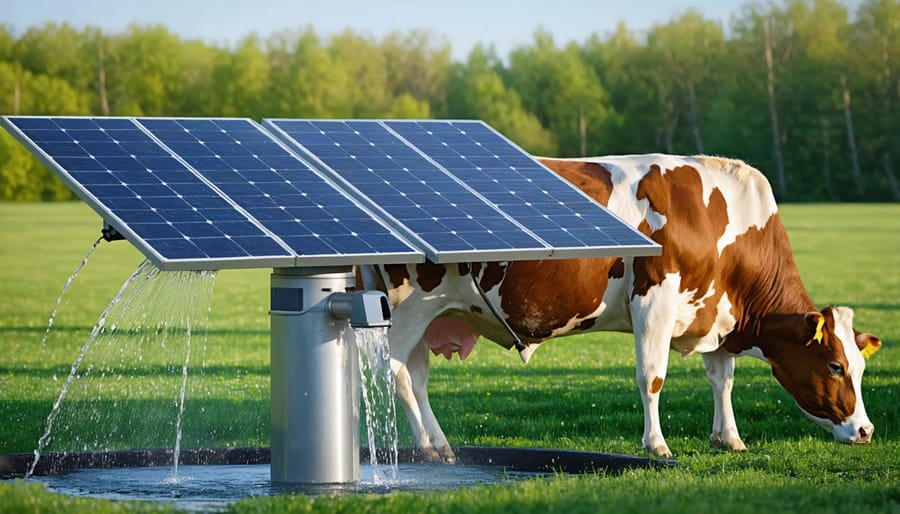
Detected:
left=265, top=119, right=657, bottom=262
left=2, top=116, right=659, bottom=271
left=1, top=117, right=422, bottom=270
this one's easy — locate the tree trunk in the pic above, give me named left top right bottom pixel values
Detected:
left=579, top=106, right=587, bottom=157
left=764, top=20, right=787, bottom=199
left=662, top=105, right=675, bottom=154
left=883, top=154, right=899, bottom=200
left=841, top=75, right=864, bottom=196
left=13, top=64, right=21, bottom=115
left=98, top=43, right=110, bottom=116
left=687, top=80, right=704, bottom=154
left=13, top=77, right=20, bottom=115
left=878, top=34, right=900, bottom=200
left=821, top=118, right=833, bottom=200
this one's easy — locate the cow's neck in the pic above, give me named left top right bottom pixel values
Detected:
left=722, top=213, right=815, bottom=356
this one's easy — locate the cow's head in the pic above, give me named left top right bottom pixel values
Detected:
left=757, top=307, right=881, bottom=444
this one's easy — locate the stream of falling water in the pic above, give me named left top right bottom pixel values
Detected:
left=40, top=236, right=104, bottom=347
left=27, top=260, right=216, bottom=480
left=353, top=326, right=400, bottom=484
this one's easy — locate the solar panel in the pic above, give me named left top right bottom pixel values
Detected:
left=135, top=118, right=421, bottom=265
left=264, top=119, right=551, bottom=262
left=264, top=119, right=659, bottom=262
left=385, top=120, right=655, bottom=253
left=1, top=116, right=423, bottom=270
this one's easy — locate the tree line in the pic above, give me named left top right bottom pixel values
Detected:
left=1, top=0, right=898, bottom=202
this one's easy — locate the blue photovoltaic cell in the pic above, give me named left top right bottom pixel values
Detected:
left=265, top=119, right=548, bottom=258
left=2, top=116, right=422, bottom=270
left=266, top=119, right=657, bottom=260
left=137, top=118, right=418, bottom=259
left=385, top=120, right=654, bottom=250
left=3, top=116, right=292, bottom=266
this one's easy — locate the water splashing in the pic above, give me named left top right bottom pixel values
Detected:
left=27, top=259, right=216, bottom=480
left=41, top=236, right=104, bottom=347
left=354, top=326, right=399, bottom=483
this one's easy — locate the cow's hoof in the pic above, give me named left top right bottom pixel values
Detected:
left=710, top=434, right=747, bottom=452
left=413, top=446, right=442, bottom=463
left=437, top=445, right=457, bottom=464
left=644, top=444, right=673, bottom=458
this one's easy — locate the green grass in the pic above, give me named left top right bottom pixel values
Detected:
left=1, top=202, right=899, bottom=513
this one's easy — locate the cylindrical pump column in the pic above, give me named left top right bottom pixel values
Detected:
left=269, top=266, right=359, bottom=484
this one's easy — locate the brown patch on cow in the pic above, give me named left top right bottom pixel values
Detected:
left=650, top=376, right=664, bottom=394
left=629, top=164, right=731, bottom=338
left=415, top=261, right=447, bottom=292
left=539, top=158, right=614, bottom=206
left=499, top=258, right=618, bottom=339
left=384, top=264, right=410, bottom=289
left=608, top=258, right=625, bottom=280
left=480, top=262, right=506, bottom=291
left=720, top=214, right=815, bottom=334
left=488, top=160, right=618, bottom=340
left=470, top=305, right=484, bottom=314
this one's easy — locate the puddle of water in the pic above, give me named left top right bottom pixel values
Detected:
left=30, top=463, right=544, bottom=511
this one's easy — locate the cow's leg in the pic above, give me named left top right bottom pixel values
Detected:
left=386, top=299, right=442, bottom=463
left=702, top=347, right=747, bottom=451
left=630, top=279, right=679, bottom=458
left=406, top=340, right=456, bottom=463
left=392, top=357, right=440, bottom=462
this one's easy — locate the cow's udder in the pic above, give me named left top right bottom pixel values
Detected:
left=423, top=317, right=480, bottom=360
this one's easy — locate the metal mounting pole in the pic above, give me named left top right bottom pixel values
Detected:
left=269, top=266, right=359, bottom=484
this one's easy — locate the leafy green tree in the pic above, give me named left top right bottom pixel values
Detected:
left=582, top=23, right=657, bottom=154
left=386, top=93, right=431, bottom=118
left=206, top=35, right=270, bottom=118
left=508, top=30, right=613, bottom=156
left=0, top=63, right=86, bottom=200
left=446, top=45, right=556, bottom=155
left=850, top=0, right=900, bottom=200
left=268, top=28, right=353, bottom=117
left=645, top=11, right=726, bottom=154
left=108, top=25, right=188, bottom=115
left=381, top=30, right=451, bottom=115
left=329, top=30, right=392, bottom=117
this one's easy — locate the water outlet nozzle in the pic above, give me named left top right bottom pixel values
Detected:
left=102, top=222, right=125, bottom=242
left=326, top=290, right=392, bottom=328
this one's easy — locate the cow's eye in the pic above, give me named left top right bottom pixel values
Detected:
left=828, top=361, right=844, bottom=376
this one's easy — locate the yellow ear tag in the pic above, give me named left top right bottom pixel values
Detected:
left=861, top=340, right=881, bottom=359
left=806, top=315, right=825, bottom=346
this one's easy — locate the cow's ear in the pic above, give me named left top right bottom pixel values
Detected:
left=804, top=312, right=825, bottom=346
left=856, top=331, right=881, bottom=359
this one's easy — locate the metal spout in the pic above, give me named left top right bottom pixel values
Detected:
left=102, top=221, right=125, bottom=242
left=327, top=291, right=392, bottom=328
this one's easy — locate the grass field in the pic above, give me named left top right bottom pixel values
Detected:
left=0, top=201, right=898, bottom=513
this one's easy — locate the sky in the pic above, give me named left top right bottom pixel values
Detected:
left=6, top=0, right=752, bottom=61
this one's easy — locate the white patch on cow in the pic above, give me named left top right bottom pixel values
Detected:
left=518, top=343, right=540, bottom=364
left=669, top=287, right=715, bottom=355
left=688, top=157, right=779, bottom=254
left=630, top=272, right=684, bottom=457
left=575, top=154, right=675, bottom=233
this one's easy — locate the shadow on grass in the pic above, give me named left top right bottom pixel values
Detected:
left=0, top=397, right=269, bottom=455
left=0, top=325, right=269, bottom=336
left=0, top=363, right=271, bottom=379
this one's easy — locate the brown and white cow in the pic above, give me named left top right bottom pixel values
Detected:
left=357, top=154, right=882, bottom=460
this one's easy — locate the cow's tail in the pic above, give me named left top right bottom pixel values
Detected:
left=355, top=264, right=390, bottom=294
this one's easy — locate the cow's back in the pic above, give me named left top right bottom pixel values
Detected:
left=495, top=155, right=786, bottom=353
